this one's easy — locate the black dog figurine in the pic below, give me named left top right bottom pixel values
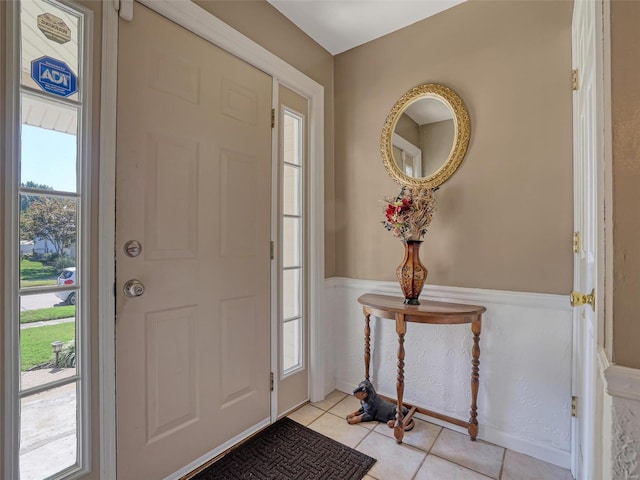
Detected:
left=346, top=380, right=414, bottom=430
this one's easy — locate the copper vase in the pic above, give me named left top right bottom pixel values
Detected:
left=396, top=240, right=427, bottom=305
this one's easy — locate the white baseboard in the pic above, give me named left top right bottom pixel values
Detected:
left=480, top=424, right=571, bottom=469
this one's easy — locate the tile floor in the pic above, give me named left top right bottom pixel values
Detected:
left=287, top=391, right=574, bottom=480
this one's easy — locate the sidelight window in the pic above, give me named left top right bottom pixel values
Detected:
left=280, top=110, right=305, bottom=376
left=4, top=1, right=92, bottom=479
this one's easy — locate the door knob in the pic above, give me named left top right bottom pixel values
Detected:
left=570, top=288, right=595, bottom=311
left=123, top=279, right=145, bottom=298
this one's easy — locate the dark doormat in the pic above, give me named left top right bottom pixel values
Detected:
left=190, top=417, right=376, bottom=480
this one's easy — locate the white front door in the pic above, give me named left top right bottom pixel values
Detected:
left=571, top=0, right=606, bottom=478
left=115, top=4, right=273, bottom=478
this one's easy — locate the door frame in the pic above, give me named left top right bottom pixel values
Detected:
left=99, top=1, right=325, bottom=478
left=570, top=0, right=613, bottom=477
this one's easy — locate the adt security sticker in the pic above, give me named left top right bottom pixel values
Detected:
left=31, top=56, right=78, bottom=98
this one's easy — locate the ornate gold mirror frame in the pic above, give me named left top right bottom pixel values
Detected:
left=381, top=83, right=471, bottom=188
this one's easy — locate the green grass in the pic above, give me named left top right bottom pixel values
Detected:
left=20, top=306, right=76, bottom=324
left=20, top=258, right=57, bottom=287
left=21, top=322, right=75, bottom=371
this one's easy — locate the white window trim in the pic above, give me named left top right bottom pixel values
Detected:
left=4, top=1, right=94, bottom=479
left=393, top=133, right=422, bottom=177
left=100, top=1, right=325, bottom=478
left=280, top=106, right=306, bottom=381
left=3, top=3, right=21, bottom=476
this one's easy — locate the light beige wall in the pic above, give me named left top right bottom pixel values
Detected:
left=611, top=0, right=640, bottom=369
left=395, top=113, right=420, bottom=146
left=420, top=119, right=455, bottom=177
left=334, top=0, right=574, bottom=294
left=194, top=0, right=336, bottom=277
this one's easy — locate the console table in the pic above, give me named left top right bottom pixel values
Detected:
left=357, top=293, right=486, bottom=444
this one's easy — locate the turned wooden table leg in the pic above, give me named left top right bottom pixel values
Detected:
left=468, top=316, right=482, bottom=441
left=364, top=310, right=371, bottom=381
left=394, top=313, right=406, bottom=444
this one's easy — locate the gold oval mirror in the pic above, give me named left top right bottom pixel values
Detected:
left=381, top=83, right=470, bottom=188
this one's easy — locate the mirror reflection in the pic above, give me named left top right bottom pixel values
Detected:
left=392, top=97, right=455, bottom=179
left=381, top=83, right=470, bottom=188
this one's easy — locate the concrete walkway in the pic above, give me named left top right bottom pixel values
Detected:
left=19, top=316, right=77, bottom=478
left=20, top=317, right=75, bottom=329
left=20, top=368, right=77, bottom=480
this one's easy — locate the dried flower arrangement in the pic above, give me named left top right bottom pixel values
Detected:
left=382, top=186, right=438, bottom=242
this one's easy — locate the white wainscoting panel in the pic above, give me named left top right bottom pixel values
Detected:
left=325, top=277, right=573, bottom=468
left=605, top=365, right=640, bottom=479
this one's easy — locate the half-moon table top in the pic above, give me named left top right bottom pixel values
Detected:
left=357, top=293, right=486, bottom=325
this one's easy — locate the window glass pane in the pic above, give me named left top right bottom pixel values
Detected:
left=21, top=97, right=79, bottom=193
left=20, top=383, right=78, bottom=478
left=12, top=2, right=86, bottom=479
left=21, top=0, right=81, bottom=101
left=283, top=319, right=301, bottom=373
left=282, top=269, right=301, bottom=319
left=404, top=154, right=415, bottom=176
left=283, top=217, right=301, bottom=268
left=284, top=112, right=301, bottom=166
left=283, top=164, right=300, bottom=216
left=20, top=194, right=78, bottom=288
left=19, top=298, right=77, bottom=390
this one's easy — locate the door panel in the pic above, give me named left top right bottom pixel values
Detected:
left=145, top=306, right=198, bottom=443
left=115, top=5, right=272, bottom=479
left=145, top=134, right=198, bottom=259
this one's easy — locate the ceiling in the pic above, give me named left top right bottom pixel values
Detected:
left=266, top=0, right=466, bottom=55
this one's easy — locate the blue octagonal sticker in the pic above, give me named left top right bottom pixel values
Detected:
left=30, top=56, right=78, bottom=98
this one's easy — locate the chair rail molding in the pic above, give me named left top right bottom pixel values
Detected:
left=605, top=364, right=640, bottom=402
left=325, top=277, right=571, bottom=310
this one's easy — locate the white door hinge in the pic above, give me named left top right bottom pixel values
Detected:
left=571, top=395, right=578, bottom=417
left=572, top=69, right=579, bottom=91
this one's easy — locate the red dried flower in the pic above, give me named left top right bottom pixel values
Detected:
left=381, top=186, right=437, bottom=242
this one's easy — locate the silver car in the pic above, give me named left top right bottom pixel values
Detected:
left=55, top=267, right=76, bottom=305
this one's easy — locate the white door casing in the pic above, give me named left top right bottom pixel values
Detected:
left=392, top=133, right=422, bottom=178
left=571, top=0, right=609, bottom=478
